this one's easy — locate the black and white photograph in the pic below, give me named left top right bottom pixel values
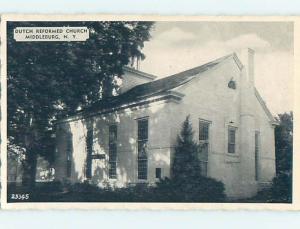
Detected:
left=3, top=17, right=294, bottom=207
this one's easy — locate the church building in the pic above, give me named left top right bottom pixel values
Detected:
left=54, top=48, right=277, bottom=199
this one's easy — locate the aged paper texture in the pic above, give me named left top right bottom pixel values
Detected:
left=1, top=15, right=299, bottom=210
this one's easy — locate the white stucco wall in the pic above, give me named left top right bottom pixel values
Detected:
left=119, top=68, right=155, bottom=93
left=168, top=57, right=275, bottom=198
left=55, top=120, right=88, bottom=183
left=55, top=99, right=174, bottom=187
left=170, top=58, right=245, bottom=198
left=55, top=55, right=276, bottom=199
left=254, top=95, right=276, bottom=183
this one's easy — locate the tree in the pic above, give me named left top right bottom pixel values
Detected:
left=171, top=115, right=201, bottom=180
left=7, top=21, right=154, bottom=187
left=254, top=111, right=293, bottom=203
left=273, top=111, right=293, bottom=202
left=159, top=115, right=225, bottom=202
left=275, top=112, right=293, bottom=175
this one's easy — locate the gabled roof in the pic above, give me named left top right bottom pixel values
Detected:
left=76, top=53, right=234, bottom=115
left=123, top=66, right=157, bottom=80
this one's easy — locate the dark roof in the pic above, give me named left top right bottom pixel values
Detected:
left=123, top=66, right=157, bottom=80
left=78, top=53, right=234, bottom=114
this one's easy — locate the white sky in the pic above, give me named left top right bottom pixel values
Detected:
left=139, top=22, right=294, bottom=115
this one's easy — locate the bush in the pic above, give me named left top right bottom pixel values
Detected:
left=58, top=178, right=225, bottom=202
left=272, top=173, right=292, bottom=202
left=161, top=115, right=226, bottom=202
left=248, top=173, right=292, bottom=203
left=66, top=182, right=102, bottom=193
left=9, top=115, right=227, bottom=203
left=8, top=178, right=226, bottom=202
left=154, top=176, right=226, bottom=202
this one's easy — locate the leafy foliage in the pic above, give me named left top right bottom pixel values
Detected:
left=8, top=115, right=225, bottom=202
left=275, top=112, right=293, bottom=174
left=172, top=115, right=202, bottom=180
left=7, top=21, right=154, bottom=186
left=168, top=115, right=226, bottom=202
left=272, top=112, right=293, bottom=202
left=155, top=176, right=226, bottom=202
left=248, top=173, right=292, bottom=203
left=249, top=112, right=293, bottom=203
left=8, top=180, right=225, bottom=203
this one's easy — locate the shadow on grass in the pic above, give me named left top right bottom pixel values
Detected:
left=8, top=176, right=227, bottom=203
left=7, top=174, right=292, bottom=203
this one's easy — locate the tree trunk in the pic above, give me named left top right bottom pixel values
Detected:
left=22, top=130, right=38, bottom=189
left=22, top=148, right=37, bottom=188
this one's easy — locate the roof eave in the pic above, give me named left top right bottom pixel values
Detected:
left=254, top=87, right=276, bottom=123
left=270, top=120, right=280, bottom=126
left=232, top=53, right=244, bottom=70
left=56, top=91, right=185, bottom=124
left=123, top=66, right=157, bottom=80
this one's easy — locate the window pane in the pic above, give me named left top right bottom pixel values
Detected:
left=228, top=128, right=236, bottom=154
left=229, top=129, right=235, bottom=143
left=138, top=140, right=147, bottom=157
left=137, top=118, right=148, bottom=180
left=138, top=159, right=148, bottom=180
left=86, top=128, right=93, bottom=178
left=138, top=119, right=148, bottom=140
left=109, top=125, right=117, bottom=179
left=155, top=168, right=162, bottom=179
left=255, top=132, right=259, bottom=149
left=109, top=144, right=117, bottom=161
left=109, top=125, right=117, bottom=143
left=199, top=142, right=208, bottom=161
left=199, top=122, right=209, bottom=141
left=228, top=143, right=235, bottom=154
left=199, top=120, right=210, bottom=177
left=86, top=129, right=93, bottom=150
left=109, top=161, right=117, bottom=179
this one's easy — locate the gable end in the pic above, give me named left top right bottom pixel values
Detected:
left=254, top=88, right=278, bottom=125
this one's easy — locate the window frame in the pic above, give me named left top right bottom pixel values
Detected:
left=227, top=126, right=237, bottom=154
left=108, top=124, right=118, bottom=179
left=155, top=168, right=162, bottom=179
left=137, top=117, right=149, bottom=181
left=198, top=119, right=211, bottom=177
left=85, top=127, right=93, bottom=179
left=199, top=119, right=210, bottom=141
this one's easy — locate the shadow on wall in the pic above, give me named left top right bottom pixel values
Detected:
left=63, top=99, right=174, bottom=187
left=56, top=124, right=81, bottom=184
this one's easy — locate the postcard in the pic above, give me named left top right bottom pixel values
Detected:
left=1, top=15, right=298, bottom=210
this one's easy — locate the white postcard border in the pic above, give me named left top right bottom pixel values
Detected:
left=1, top=14, right=299, bottom=210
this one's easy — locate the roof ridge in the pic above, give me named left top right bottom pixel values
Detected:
left=124, top=52, right=234, bottom=94
left=75, top=52, right=235, bottom=116
left=162, top=53, right=234, bottom=79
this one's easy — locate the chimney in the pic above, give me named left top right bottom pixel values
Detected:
left=237, top=48, right=255, bottom=87
left=238, top=48, right=257, bottom=197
